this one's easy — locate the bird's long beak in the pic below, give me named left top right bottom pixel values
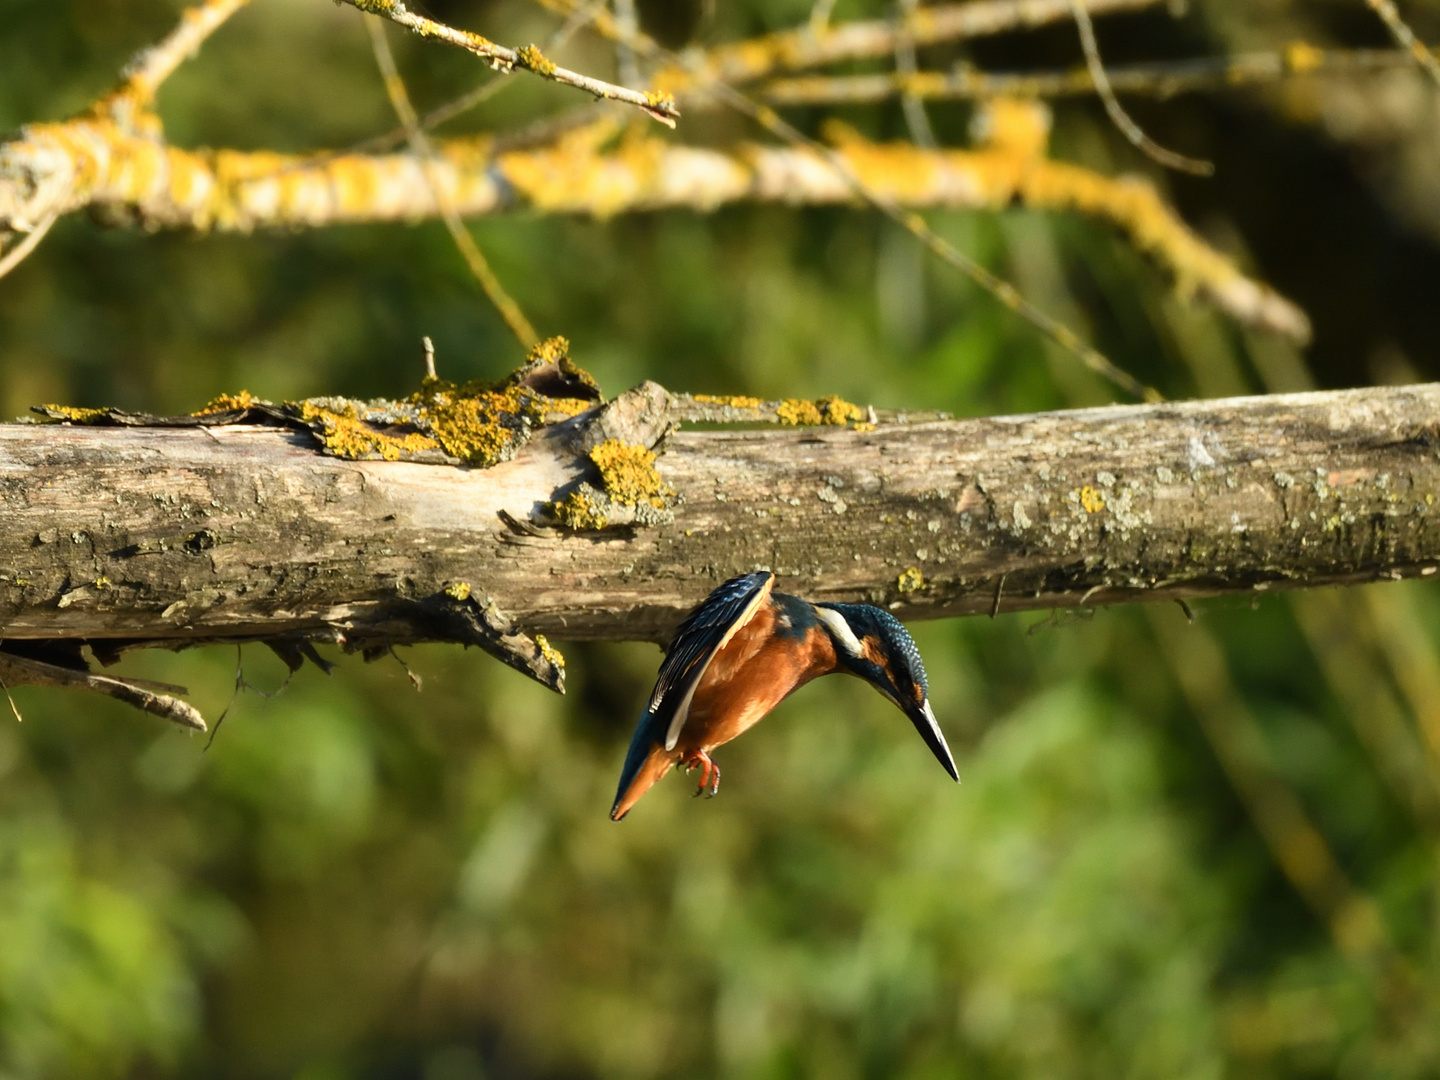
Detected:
left=907, top=699, right=960, bottom=781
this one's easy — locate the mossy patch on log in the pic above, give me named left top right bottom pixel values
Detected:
left=550, top=438, right=678, bottom=530
left=36, top=404, right=110, bottom=423
left=32, top=336, right=604, bottom=468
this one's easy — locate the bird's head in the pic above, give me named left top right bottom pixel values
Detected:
left=813, top=603, right=959, bottom=781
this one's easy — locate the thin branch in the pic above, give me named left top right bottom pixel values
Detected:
left=612, top=0, right=642, bottom=91
left=1292, top=590, right=1440, bottom=832
left=895, top=0, right=938, bottom=148
left=532, top=0, right=1154, bottom=392
left=119, top=0, right=253, bottom=104
left=0, top=210, right=58, bottom=282
left=365, top=1, right=610, bottom=152
left=1069, top=0, right=1213, bottom=176
left=1151, top=609, right=1413, bottom=989
left=1365, top=0, right=1440, bottom=87
left=539, top=0, right=1177, bottom=388
left=338, top=0, right=679, bottom=126
left=719, top=88, right=1155, bottom=399
left=286, top=0, right=611, bottom=181
left=0, top=650, right=207, bottom=731
left=616, top=0, right=1167, bottom=93
left=1361, top=587, right=1440, bottom=787
left=809, top=0, right=839, bottom=34
left=760, top=46, right=1429, bottom=104
left=366, top=17, right=538, bottom=347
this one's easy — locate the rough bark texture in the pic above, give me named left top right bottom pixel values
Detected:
left=3, top=383, right=1439, bottom=687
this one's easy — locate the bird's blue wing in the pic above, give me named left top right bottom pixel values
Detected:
left=649, top=571, right=776, bottom=717
left=612, top=572, right=775, bottom=806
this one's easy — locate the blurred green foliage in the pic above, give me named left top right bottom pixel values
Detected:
left=5, top=0, right=1440, bottom=1076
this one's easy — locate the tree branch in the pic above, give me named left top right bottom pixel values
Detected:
left=0, top=115, right=1309, bottom=341
left=759, top=45, right=1431, bottom=105
left=118, top=0, right=253, bottom=105
left=1364, top=0, right=1440, bottom=87
left=538, top=0, right=1167, bottom=94
left=337, top=0, right=679, bottom=125
left=5, top=382, right=1439, bottom=709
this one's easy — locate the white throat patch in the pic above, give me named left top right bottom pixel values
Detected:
left=815, top=606, right=864, bottom=658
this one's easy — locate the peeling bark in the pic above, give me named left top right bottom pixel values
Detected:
left=2, top=383, right=1439, bottom=716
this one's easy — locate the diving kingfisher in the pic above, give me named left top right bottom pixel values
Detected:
left=610, top=571, right=958, bottom=820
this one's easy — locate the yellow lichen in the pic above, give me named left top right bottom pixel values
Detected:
left=817, top=395, right=863, bottom=425
left=897, top=567, right=925, bottom=594
left=644, top=90, right=677, bottom=114
left=516, top=44, right=557, bottom=76
left=776, top=398, right=824, bottom=426
left=298, top=402, right=440, bottom=461
left=39, top=404, right=109, bottom=423
left=541, top=396, right=599, bottom=420
left=496, top=117, right=673, bottom=219
left=552, top=488, right=608, bottom=530
left=528, top=335, right=570, bottom=364
left=444, top=581, right=472, bottom=601
left=969, top=97, right=1052, bottom=160
left=589, top=439, right=674, bottom=509
left=1079, top=485, right=1106, bottom=513
left=194, top=390, right=259, bottom=414
left=425, top=388, right=537, bottom=466
left=1284, top=41, right=1324, bottom=74
left=693, top=394, right=764, bottom=409
left=534, top=634, right=566, bottom=671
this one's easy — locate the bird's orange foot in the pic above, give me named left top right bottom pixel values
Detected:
left=683, top=751, right=721, bottom=798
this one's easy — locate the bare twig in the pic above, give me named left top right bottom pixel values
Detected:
left=538, top=0, right=1162, bottom=392
left=1365, top=0, right=1440, bottom=87
left=1069, top=0, right=1213, bottom=176
left=0, top=651, right=206, bottom=731
left=367, top=17, right=538, bottom=348
left=339, top=0, right=679, bottom=126
left=0, top=657, right=23, bottom=724
left=809, top=0, right=839, bottom=34
left=1362, top=587, right=1440, bottom=787
left=119, top=0, right=253, bottom=104
left=612, top=0, right=642, bottom=91
left=285, top=0, right=610, bottom=179
left=895, top=0, right=938, bottom=148
left=1151, top=609, right=1412, bottom=989
left=0, top=211, right=58, bottom=282
left=701, top=82, right=1155, bottom=398
left=760, top=45, right=1429, bottom=104
left=630, top=0, right=1167, bottom=92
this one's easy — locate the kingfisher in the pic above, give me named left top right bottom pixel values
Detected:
left=610, top=571, right=958, bottom=820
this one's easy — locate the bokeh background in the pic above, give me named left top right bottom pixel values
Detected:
left=5, top=0, right=1440, bottom=1076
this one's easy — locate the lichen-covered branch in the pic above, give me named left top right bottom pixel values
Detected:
left=1364, top=0, right=1440, bottom=87
left=0, top=111, right=1308, bottom=340
left=337, top=0, right=679, bottom=125
left=760, top=45, right=1430, bottom=105
left=4, top=381, right=1440, bottom=698
left=119, top=0, right=253, bottom=106
left=531, top=0, right=1165, bottom=95
left=1066, top=0, right=1213, bottom=176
